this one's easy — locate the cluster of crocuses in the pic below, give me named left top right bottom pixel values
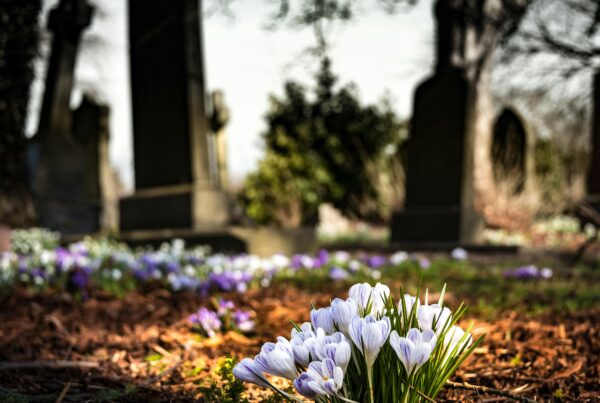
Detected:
left=233, top=282, right=480, bottom=402
left=189, top=298, right=255, bottom=337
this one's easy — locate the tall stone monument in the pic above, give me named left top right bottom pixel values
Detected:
left=391, top=0, right=483, bottom=244
left=30, top=0, right=98, bottom=234
left=120, top=0, right=230, bottom=232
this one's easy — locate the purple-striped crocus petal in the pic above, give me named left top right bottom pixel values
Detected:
left=348, top=283, right=373, bottom=312
left=293, top=372, right=318, bottom=397
left=233, top=358, right=271, bottom=388
left=331, top=298, right=358, bottom=335
left=310, top=307, right=335, bottom=334
left=349, top=316, right=364, bottom=354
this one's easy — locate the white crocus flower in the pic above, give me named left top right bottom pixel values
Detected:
left=399, top=294, right=419, bottom=317
left=254, top=337, right=298, bottom=380
left=331, top=298, right=358, bottom=336
left=310, top=307, right=335, bottom=334
left=349, top=282, right=390, bottom=316
left=294, top=358, right=344, bottom=397
left=443, top=325, right=472, bottom=355
left=349, top=315, right=391, bottom=367
left=233, top=358, right=272, bottom=388
left=390, top=328, right=437, bottom=375
left=417, top=303, right=452, bottom=336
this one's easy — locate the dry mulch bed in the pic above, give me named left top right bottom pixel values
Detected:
left=0, top=286, right=598, bottom=402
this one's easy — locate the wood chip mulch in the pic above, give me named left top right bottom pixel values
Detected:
left=0, top=286, right=598, bottom=402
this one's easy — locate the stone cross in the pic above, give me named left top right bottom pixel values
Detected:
left=209, top=90, right=231, bottom=189
left=37, top=0, right=93, bottom=139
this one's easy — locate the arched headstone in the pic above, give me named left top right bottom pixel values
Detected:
left=491, top=109, right=527, bottom=194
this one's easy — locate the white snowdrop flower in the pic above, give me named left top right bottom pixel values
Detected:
left=184, top=265, right=196, bottom=276
left=371, top=270, right=382, bottom=280
left=451, top=247, right=468, bottom=261
left=260, top=278, right=270, bottom=288
left=172, top=238, right=185, bottom=252
left=301, top=256, right=314, bottom=269
left=390, top=251, right=409, bottom=265
left=540, top=268, right=553, bottom=279
left=34, top=276, right=44, bottom=286
left=333, top=251, right=351, bottom=263
left=272, top=254, right=290, bottom=269
left=348, top=260, right=361, bottom=272
left=112, top=268, right=122, bottom=280
left=40, top=251, right=53, bottom=265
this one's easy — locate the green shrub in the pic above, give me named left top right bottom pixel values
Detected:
left=241, top=58, right=406, bottom=227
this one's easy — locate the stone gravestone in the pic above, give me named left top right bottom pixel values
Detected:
left=30, top=0, right=100, bottom=234
left=391, top=0, right=483, bottom=244
left=72, top=94, right=119, bottom=233
left=120, top=0, right=230, bottom=232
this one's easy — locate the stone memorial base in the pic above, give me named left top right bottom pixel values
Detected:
left=118, top=226, right=317, bottom=256
left=120, top=184, right=231, bottom=231
left=391, top=206, right=483, bottom=244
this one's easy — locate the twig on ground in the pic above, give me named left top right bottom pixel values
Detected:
left=446, top=380, right=536, bottom=402
left=0, top=360, right=100, bottom=371
left=54, top=381, right=71, bottom=403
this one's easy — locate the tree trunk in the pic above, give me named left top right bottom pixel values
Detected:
left=0, top=1, right=41, bottom=230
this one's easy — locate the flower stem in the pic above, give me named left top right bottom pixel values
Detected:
left=367, top=365, right=374, bottom=403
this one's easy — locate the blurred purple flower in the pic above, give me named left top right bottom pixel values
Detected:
left=418, top=257, right=431, bottom=270
left=329, top=266, right=350, bottom=281
left=451, top=248, right=468, bottom=261
left=165, top=261, right=180, bottom=273
left=218, top=298, right=235, bottom=315
left=189, top=307, right=222, bottom=337
left=233, top=310, right=255, bottom=332
left=313, top=250, right=330, bottom=268
left=504, top=265, right=553, bottom=279
left=71, top=270, right=89, bottom=288
left=291, top=254, right=304, bottom=270
left=365, top=255, right=386, bottom=269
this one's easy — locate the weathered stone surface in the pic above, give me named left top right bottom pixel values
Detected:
left=391, top=71, right=482, bottom=243
left=30, top=0, right=106, bottom=235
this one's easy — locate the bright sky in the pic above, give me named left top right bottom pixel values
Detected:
left=27, top=0, right=435, bottom=190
